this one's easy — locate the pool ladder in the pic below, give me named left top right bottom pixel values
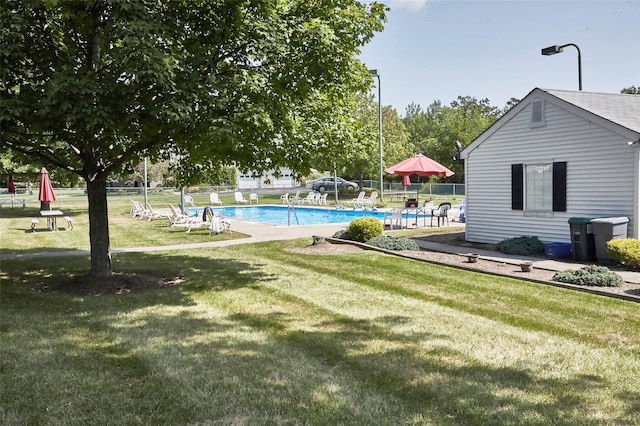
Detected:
left=287, top=202, right=300, bottom=226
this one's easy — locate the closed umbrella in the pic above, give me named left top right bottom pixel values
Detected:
left=7, top=175, right=16, bottom=197
left=38, top=167, right=56, bottom=210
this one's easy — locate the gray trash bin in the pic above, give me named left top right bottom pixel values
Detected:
left=590, top=217, right=629, bottom=264
left=568, top=217, right=595, bottom=262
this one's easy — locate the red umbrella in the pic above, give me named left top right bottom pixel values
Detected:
left=7, top=175, right=16, bottom=195
left=38, top=167, right=56, bottom=210
left=385, top=153, right=454, bottom=177
left=401, top=175, right=411, bottom=187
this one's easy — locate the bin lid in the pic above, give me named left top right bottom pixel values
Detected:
left=568, top=217, right=593, bottom=224
left=590, top=216, right=629, bottom=225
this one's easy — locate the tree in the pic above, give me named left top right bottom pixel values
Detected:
left=402, top=96, right=502, bottom=182
left=1, top=0, right=386, bottom=278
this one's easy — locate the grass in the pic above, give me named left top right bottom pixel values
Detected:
left=2, top=236, right=640, bottom=424
left=3, top=191, right=636, bottom=424
left=0, top=189, right=458, bottom=254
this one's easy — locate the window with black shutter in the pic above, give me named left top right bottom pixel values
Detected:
left=511, top=161, right=566, bottom=212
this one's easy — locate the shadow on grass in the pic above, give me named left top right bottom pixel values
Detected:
left=229, top=309, right=616, bottom=425
left=0, top=250, right=634, bottom=424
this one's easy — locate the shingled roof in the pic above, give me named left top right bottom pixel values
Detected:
left=542, top=88, right=640, bottom=133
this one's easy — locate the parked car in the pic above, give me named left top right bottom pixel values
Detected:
left=306, top=177, right=359, bottom=192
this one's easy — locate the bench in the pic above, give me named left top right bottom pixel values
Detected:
left=31, top=218, right=39, bottom=232
left=63, top=216, right=74, bottom=230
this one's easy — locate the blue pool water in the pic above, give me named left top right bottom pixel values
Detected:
left=189, top=205, right=430, bottom=226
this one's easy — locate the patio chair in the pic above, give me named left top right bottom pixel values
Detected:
left=383, top=208, right=404, bottom=230
left=234, top=191, right=248, bottom=204
left=209, top=192, right=223, bottom=205
left=430, top=202, right=452, bottom=227
left=249, top=193, right=259, bottom=204
left=280, top=193, right=289, bottom=204
left=318, top=193, right=328, bottom=205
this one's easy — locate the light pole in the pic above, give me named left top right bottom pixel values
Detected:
left=368, top=69, right=383, bottom=201
left=541, top=43, right=582, bottom=91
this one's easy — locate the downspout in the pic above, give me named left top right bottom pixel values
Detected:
left=632, top=140, right=640, bottom=239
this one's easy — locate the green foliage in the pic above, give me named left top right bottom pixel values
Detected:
left=348, top=217, right=383, bottom=243
left=620, top=85, right=640, bottom=95
left=402, top=97, right=503, bottom=183
left=332, top=229, right=351, bottom=240
left=607, top=238, right=640, bottom=270
left=552, top=265, right=624, bottom=287
left=497, top=236, right=544, bottom=256
left=366, top=235, right=419, bottom=251
left=0, top=0, right=387, bottom=277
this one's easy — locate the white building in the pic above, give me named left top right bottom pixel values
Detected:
left=460, top=88, right=640, bottom=244
left=237, top=168, right=299, bottom=190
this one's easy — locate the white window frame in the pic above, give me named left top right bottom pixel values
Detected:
left=524, top=161, right=553, bottom=214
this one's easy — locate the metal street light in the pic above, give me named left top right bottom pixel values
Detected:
left=368, top=69, right=383, bottom=201
left=541, top=43, right=582, bottom=91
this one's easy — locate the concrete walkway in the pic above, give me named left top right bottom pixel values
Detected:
left=413, top=239, right=640, bottom=285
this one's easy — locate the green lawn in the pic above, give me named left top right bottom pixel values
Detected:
left=1, top=235, right=639, bottom=424
left=1, top=192, right=637, bottom=424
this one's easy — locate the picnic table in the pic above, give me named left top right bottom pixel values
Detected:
left=39, top=210, right=65, bottom=231
left=0, top=198, right=26, bottom=208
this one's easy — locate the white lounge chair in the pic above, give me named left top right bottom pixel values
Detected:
left=145, top=202, right=172, bottom=221
left=290, top=191, right=302, bottom=204
left=204, top=207, right=232, bottom=235
left=318, top=193, right=328, bottom=205
left=168, top=205, right=202, bottom=229
left=351, top=191, right=366, bottom=207
left=183, top=195, right=197, bottom=208
left=234, top=191, right=248, bottom=204
left=280, top=193, right=289, bottom=204
left=209, top=192, right=223, bottom=205
left=361, top=191, right=378, bottom=208
left=249, top=193, right=259, bottom=204
left=300, top=192, right=316, bottom=204
left=130, top=199, right=147, bottom=218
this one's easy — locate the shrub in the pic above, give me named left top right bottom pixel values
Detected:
left=552, top=265, right=624, bottom=287
left=367, top=235, right=420, bottom=251
left=607, top=238, right=640, bottom=271
left=497, top=236, right=544, bottom=256
left=332, top=229, right=351, bottom=240
left=348, top=217, right=383, bottom=243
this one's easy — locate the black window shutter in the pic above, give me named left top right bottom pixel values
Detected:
left=511, top=164, right=523, bottom=210
left=553, top=161, right=567, bottom=212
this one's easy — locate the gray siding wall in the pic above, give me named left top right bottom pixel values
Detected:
left=465, top=100, right=635, bottom=244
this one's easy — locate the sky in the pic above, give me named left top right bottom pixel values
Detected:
left=358, top=0, right=640, bottom=114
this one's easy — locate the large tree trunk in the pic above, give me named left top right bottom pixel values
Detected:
left=87, top=177, right=112, bottom=277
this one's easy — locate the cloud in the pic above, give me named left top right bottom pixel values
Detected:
left=388, top=0, right=428, bottom=12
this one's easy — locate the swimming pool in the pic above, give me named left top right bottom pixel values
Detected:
left=190, top=205, right=430, bottom=226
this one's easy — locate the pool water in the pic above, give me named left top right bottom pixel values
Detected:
left=190, top=205, right=430, bottom=226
